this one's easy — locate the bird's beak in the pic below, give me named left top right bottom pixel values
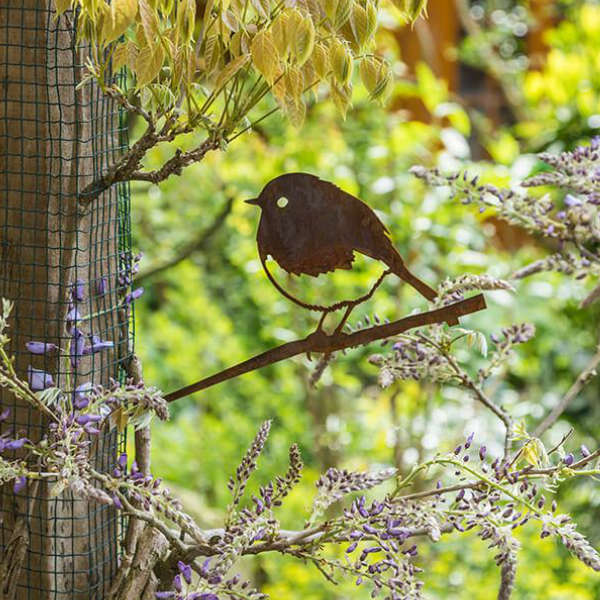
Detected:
left=245, top=197, right=261, bottom=206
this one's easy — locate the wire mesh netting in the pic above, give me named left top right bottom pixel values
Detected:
left=0, top=2, right=132, bottom=598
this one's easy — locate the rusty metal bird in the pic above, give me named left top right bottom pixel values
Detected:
left=246, top=172, right=457, bottom=330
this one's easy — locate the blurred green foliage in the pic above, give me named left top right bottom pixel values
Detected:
left=131, top=2, right=600, bottom=597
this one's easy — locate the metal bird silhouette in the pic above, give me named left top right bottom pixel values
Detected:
left=246, top=172, right=458, bottom=329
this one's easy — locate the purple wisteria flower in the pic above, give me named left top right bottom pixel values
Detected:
left=4, top=438, right=29, bottom=450
left=124, top=287, right=144, bottom=305
left=83, top=335, right=114, bottom=354
left=96, top=277, right=108, bottom=297
left=26, top=341, right=59, bottom=355
left=71, top=279, right=85, bottom=303
left=73, top=382, right=93, bottom=409
left=27, top=366, right=54, bottom=391
left=13, top=476, right=26, bottom=493
left=0, top=408, right=10, bottom=422
left=66, top=306, right=81, bottom=331
left=70, top=328, right=86, bottom=368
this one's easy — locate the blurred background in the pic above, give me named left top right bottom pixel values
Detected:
left=131, top=1, right=600, bottom=597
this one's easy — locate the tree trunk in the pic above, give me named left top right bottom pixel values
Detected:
left=0, top=3, right=130, bottom=598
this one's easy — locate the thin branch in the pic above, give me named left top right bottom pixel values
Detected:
left=163, top=294, right=487, bottom=402
left=533, top=342, right=600, bottom=438
left=180, top=523, right=454, bottom=560
left=128, top=137, right=221, bottom=184
left=135, top=197, right=234, bottom=285
left=419, top=335, right=513, bottom=458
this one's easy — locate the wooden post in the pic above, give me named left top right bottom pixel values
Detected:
left=0, top=3, right=128, bottom=597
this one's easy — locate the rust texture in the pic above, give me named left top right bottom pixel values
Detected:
left=164, top=293, right=486, bottom=402
left=247, top=173, right=440, bottom=304
left=164, top=172, right=481, bottom=402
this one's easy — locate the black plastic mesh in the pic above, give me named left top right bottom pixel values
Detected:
left=0, top=3, right=131, bottom=598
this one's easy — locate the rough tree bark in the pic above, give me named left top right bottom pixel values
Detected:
left=0, top=3, right=127, bottom=598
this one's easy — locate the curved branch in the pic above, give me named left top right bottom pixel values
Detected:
left=135, top=197, right=234, bottom=285
left=164, top=294, right=487, bottom=403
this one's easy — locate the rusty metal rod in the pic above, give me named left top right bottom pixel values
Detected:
left=164, top=294, right=487, bottom=403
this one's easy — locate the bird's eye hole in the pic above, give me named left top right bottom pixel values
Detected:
left=277, top=196, right=289, bottom=209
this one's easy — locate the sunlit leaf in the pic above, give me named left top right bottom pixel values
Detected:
left=290, top=12, right=315, bottom=66
left=139, top=0, right=160, bottom=44
left=312, top=43, right=330, bottom=79
left=331, top=38, right=353, bottom=85
left=333, top=0, right=352, bottom=30
left=135, top=42, right=165, bottom=87
left=214, top=53, right=250, bottom=89
left=55, top=0, right=73, bottom=16
left=251, top=29, right=280, bottom=84
left=102, top=0, right=138, bottom=44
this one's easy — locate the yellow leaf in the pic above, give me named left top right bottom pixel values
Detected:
left=176, top=0, right=196, bottom=43
left=359, top=55, right=391, bottom=101
left=214, top=53, right=250, bottom=89
left=55, top=0, right=72, bottom=16
left=303, top=0, right=323, bottom=23
left=135, top=42, right=165, bottom=87
left=271, top=69, right=286, bottom=102
left=112, top=42, right=130, bottom=71
left=312, top=43, right=329, bottom=79
left=291, top=12, right=315, bottom=66
left=139, top=0, right=160, bottom=44
left=222, top=9, right=240, bottom=32
left=103, top=0, right=138, bottom=44
left=251, top=29, right=280, bottom=84
left=323, top=0, right=338, bottom=23
left=270, top=11, right=290, bottom=57
left=285, top=65, right=304, bottom=104
left=250, top=0, right=270, bottom=20
left=333, top=0, right=352, bottom=30
left=330, top=80, right=352, bottom=118
left=203, top=34, right=222, bottom=76
left=350, top=3, right=371, bottom=49
left=302, top=59, right=317, bottom=96
left=395, top=0, right=428, bottom=24
left=126, top=42, right=140, bottom=70
left=285, top=95, right=306, bottom=127
left=330, top=38, right=352, bottom=85
left=365, top=1, right=378, bottom=40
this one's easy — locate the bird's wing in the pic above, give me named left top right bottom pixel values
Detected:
left=275, top=245, right=356, bottom=277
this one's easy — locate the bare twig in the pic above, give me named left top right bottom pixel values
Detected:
left=419, top=334, right=513, bottom=458
left=163, top=294, right=487, bottom=403
left=533, top=343, right=600, bottom=437
left=135, top=197, right=234, bottom=285
left=581, top=282, right=600, bottom=308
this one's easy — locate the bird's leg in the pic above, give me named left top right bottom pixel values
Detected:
left=307, top=311, right=330, bottom=360
left=309, top=304, right=355, bottom=386
left=316, top=311, right=328, bottom=333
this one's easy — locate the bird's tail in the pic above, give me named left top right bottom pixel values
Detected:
left=390, top=254, right=459, bottom=326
